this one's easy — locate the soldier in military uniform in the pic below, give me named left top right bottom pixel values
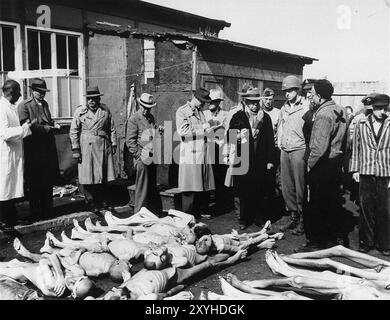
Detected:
left=126, top=92, right=163, bottom=215
left=18, top=78, right=61, bottom=222
left=69, top=86, right=117, bottom=215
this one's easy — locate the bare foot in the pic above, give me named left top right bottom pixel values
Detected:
left=233, top=249, right=248, bottom=262
left=84, top=217, right=95, bottom=232
left=13, top=237, right=21, bottom=252
left=61, top=231, right=72, bottom=243
left=164, top=291, right=194, bottom=300
left=269, top=232, right=284, bottom=240
left=40, top=234, right=54, bottom=253
left=71, top=228, right=83, bottom=240
left=73, top=219, right=80, bottom=229
left=262, top=220, right=271, bottom=232
left=257, top=239, right=276, bottom=250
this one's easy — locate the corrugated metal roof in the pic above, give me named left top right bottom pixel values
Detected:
left=131, top=31, right=318, bottom=64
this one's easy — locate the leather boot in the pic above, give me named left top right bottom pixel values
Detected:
left=291, top=216, right=305, bottom=235
left=279, top=211, right=299, bottom=232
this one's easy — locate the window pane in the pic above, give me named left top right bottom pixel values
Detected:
left=40, top=32, right=51, bottom=69
left=27, top=30, right=39, bottom=70
left=2, top=26, right=15, bottom=71
left=68, top=36, right=78, bottom=74
left=58, top=76, right=69, bottom=117
left=70, top=77, right=80, bottom=116
left=56, top=34, right=67, bottom=69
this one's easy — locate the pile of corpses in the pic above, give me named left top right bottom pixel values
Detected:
left=204, top=247, right=390, bottom=300
left=0, top=208, right=283, bottom=300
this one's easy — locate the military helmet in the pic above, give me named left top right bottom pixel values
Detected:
left=282, top=75, right=301, bottom=91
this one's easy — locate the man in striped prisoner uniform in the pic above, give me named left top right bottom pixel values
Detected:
left=350, top=93, right=390, bottom=256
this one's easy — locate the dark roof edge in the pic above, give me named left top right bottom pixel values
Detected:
left=131, top=31, right=318, bottom=64
left=139, top=1, right=231, bottom=29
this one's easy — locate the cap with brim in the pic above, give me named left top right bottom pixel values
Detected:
left=194, top=87, right=211, bottom=103
left=85, top=86, right=104, bottom=98
left=29, top=78, right=50, bottom=92
left=243, top=87, right=262, bottom=101
left=137, top=93, right=157, bottom=108
left=362, top=93, right=390, bottom=107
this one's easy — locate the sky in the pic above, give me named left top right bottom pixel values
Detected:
left=142, top=0, right=390, bottom=84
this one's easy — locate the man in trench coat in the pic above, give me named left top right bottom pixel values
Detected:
left=18, top=78, right=61, bottom=221
left=69, top=86, right=117, bottom=214
left=176, top=87, right=215, bottom=219
left=0, top=80, right=32, bottom=237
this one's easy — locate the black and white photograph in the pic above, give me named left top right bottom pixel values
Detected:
left=0, top=0, right=390, bottom=305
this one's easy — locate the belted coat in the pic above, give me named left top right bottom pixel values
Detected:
left=176, top=102, right=215, bottom=192
left=69, top=104, right=117, bottom=184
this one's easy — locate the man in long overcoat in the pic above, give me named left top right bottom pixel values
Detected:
left=69, top=86, right=117, bottom=214
left=228, top=87, right=274, bottom=230
left=0, top=80, right=32, bottom=237
left=126, top=92, right=162, bottom=215
left=18, top=78, right=60, bottom=221
left=176, top=87, right=215, bottom=219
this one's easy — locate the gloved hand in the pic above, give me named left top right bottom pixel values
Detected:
left=112, top=145, right=117, bottom=155
left=72, top=149, right=82, bottom=163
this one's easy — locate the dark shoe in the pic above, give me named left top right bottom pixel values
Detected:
left=239, top=224, right=248, bottom=230
left=1, top=226, right=22, bottom=239
left=16, top=217, right=35, bottom=226
left=294, top=242, right=324, bottom=253
left=291, top=220, right=305, bottom=236
left=336, top=236, right=350, bottom=248
left=380, top=250, right=390, bottom=257
left=358, top=243, right=371, bottom=253
left=280, top=211, right=299, bottom=232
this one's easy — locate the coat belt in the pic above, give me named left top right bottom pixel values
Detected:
left=81, top=130, right=109, bottom=138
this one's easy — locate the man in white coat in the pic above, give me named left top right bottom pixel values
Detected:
left=0, top=80, right=32, bottom=238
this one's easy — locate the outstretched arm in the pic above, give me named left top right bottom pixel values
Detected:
left=175, top=250, right=247, bottom=285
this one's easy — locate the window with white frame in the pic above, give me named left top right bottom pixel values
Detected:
left=0, top=22, right=22, bottom=90
left=25, top=26, right=84, bottom=119
left=143, top=39, right=155, bottom=83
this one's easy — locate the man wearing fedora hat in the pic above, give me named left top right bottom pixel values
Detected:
left=176, top=87, right=215, bottom=220
left=18, top=78, right=61, bottom=222
left=203, top=89, right=233, bottom=217
left=69, top=86, right=117, bottom=215
left=126, top=92, right=163, bottom=215
left=228, top=87, right=275, bottom=230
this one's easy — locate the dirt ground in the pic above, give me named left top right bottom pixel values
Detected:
left=1, top=193, right=389, bottom=300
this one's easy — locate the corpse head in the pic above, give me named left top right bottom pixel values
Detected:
left=193, top=223, right=212, bottom=240
left=66, top=276, right=96, bottom=299
left=181, top=227, right=196, bottom=244
left=143, top=246, right=170, bottom=270
left=109, top=259, right=132, bottom=283
left=195, top=234, right=214, bottom=255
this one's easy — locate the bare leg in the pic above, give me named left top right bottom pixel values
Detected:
left=239, top=234, right=269, bottom=250
left=243, top=277, right=305, bottom=289
left=85, top=217, right=131, bottom=233
left=285, top=245, right=390, bottom=269
left=281, top=256, right=390, bottom=281
left=104, top=208, right=159, bottom=226
left=226, top=273, right=284, bottom=296
left=13, top=238, right=43, bottom=262
left=257, top=238, right=276, bottom=250
left=220, top=276, right=280, bottom=298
